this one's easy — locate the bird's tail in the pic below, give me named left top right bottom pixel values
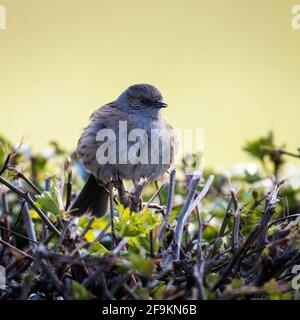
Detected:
left=70, top=175, right=109, bottom=218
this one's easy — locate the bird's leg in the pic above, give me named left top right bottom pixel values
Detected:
left=130, top=178, right=148, bottom=212
left=112, top=174, right=130, bottom=208
left=108, top=182, right=116, bottom=249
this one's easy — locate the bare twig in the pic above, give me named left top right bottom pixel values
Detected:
left=0, top=239, right=35, bottom=260
left=38, top=259, right=64, bottom=293
left=219, top=197, right=234, bottom=237
left=64, top=157, right=73, bottom=210
left=158, top=168, right=176, bottom=245
left=174, top=173, right=201, bottom=260
left=275, top=149, right=300, bottom=159
left=256, top=182, right=283, bottom=247
left=195, top=205, right=203, bottom=261
left=174, top=174, right=214, bottom=260
left=80, top=217, right=95, bottom=238
left=0, top=153, right=11, bottom=176
left=231, top=189, right=243, bottom=255
left=0, top=225, right=39, bottom=245
left=0, top=199, right=24, bottom=264
left=209, top=197, right=233, bottom=259
left=268, top=213, right=300, bottom=227
left=0, top=176, right=61, bottom=237
left=154, top=180, right=163, bottom=205
left=8, top=166, right=42, bottom=194
left=213, top=224, right=262, bottom=290
left=112, top=237, right=129, bottom=255
left=21, top=202, right=37, bottom=250
left=145, top=182, right=166, bottom=208
left=193, top=263, right=206, bottom=300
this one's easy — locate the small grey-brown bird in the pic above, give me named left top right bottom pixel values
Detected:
left=71, top=84, right=177, bottom=217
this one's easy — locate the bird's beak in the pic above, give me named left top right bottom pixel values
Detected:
left=153, top=101, right=168, bottom=108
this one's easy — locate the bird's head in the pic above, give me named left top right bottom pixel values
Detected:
left=117, top=84, right=167, bottom=117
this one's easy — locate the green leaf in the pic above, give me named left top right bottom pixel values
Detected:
left=128, top=254, right=154, bottom=277
left=35, top=180, right=64, bottom=216
left=151, top=281, right=166, bottom=300
left=29, top=209, right=41, bottom=220
left=71, top=281, right=91, bottom=300
left=89, top=242, right=109, bottom=256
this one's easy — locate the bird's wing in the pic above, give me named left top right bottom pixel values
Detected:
left=89, top=101, right=118, bottom=122
left=89, top=101, right=138, bottom=131
left=76, top=102, right=134, bottom=178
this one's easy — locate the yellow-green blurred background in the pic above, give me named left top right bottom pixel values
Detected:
left=0, top=0, right=299, bottom=168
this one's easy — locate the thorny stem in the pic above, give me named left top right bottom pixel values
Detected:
left=256, top=182, right=282, bottom=247
left=21, top=202, right=37, bottom=250
left=0, top=153, right=11, bottom=176
left=154, top=180, right=163, bottom=205
left=174, top=174, right=214, bottom=260
left=0, top=225, right=39, bottom=245
left=0, top=176, right=61, bottom=237
left=8, top=166, right=42, bottom=195
left=213, top=182, right=285, bottom=290
left=274, top=149, right=300, bottom=159
left=193, top=262, right=206, bottom=300
left=174, top=173, right=200, bottom=260
left=65, top=163, right=73, bottom=210
left=213, top=224, right=262, bottom=290
left=232, top=204, right=242, bottom=254
left=209, top=197, right=233, bottom=260
left=0, top=199, right=24, bottom=264
left=158, top=167, right=176, bottom=246
left=145, top=182, right=166, bottom=209
left=219, top=197, right=234, bottom=237
left=0, top=239, right=35, bottom=260
left=231, top=189, right=243, bottom=254
left=195, top=205, right=203, bottom=261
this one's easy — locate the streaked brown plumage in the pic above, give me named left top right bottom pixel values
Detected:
left=71, top=84, right=177, bottom=217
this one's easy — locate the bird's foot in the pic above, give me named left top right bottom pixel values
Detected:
left=112, top=173, right=130, bottom=208
left=129, top=178, right=148, bottom=212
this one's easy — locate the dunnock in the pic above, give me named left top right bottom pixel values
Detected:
left=71, top=84, right=177, bottom=217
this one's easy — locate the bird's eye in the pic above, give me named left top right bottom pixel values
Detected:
left=139, top=98, right=150, bottom=106
left=128, top=97, right=142, bottom=107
